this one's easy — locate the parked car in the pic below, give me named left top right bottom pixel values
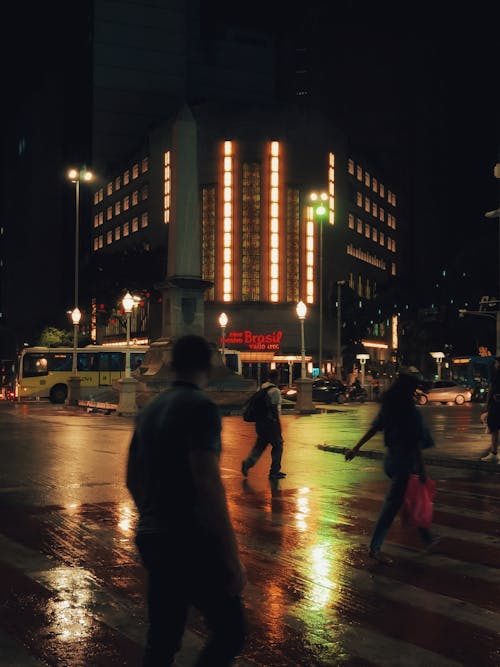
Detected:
left=415, top=380, right=472, bottom=405
left=280, top=379, right=348, bottom=404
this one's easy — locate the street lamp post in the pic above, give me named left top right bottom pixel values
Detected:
left=430, top=351, right=445, bottom=380
left=310, top=191, right=328, bottom=375
left=66, top=167, right=93, bottom=405
left=123, top=291, right=134, bottom=378
left=296, top=300, right=307, bottom=378
left=219, top=312, right=228, bottom=364
left=356, top=353, right=370, bottom=386
left=336, top=280, right=345, bottom=379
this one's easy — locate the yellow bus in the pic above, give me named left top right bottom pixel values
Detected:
left=16, top=345, right=149, bottom=403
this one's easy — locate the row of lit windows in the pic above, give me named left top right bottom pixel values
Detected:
left=269, top=141, right=280, bottom=302
left=355, top=192, right=396, bottom=227
left=93, top=157, right=149, bottom=204
left=328, top=152, right=335, bottom=225
left=164, top=151, right=171, bottom=224
left=223, top=141, right=233, bottom=302
left=348, top=158, right=396, bottom=206
left=348, top=214, right=396, bottom=251
left=92, top=213, right=149, bottom=251
left=347, top=243, right=387, bottom=270
left=305, top=206, right=315, bottom=304
left=348, top=273, right=377, bottom=300
left=94, top=188, right=149, bottom=226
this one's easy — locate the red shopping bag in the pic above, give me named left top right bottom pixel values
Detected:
left=401, top=474, right=436, bottom=528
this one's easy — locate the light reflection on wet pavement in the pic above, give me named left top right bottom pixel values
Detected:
left=1, top=402, right=500, bottom=665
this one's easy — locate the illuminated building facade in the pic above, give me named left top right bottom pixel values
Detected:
left=90, top=105, right=401, bottom=374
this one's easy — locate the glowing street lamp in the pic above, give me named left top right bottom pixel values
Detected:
left=430, top=351, right=445, bottom=380
left=219, top=312, right=228, bottom=363
left=123, top=291, right=134, bottom=377
left=70, top=307, right=82, bottom=374
left=296, top=300, right=307, bottom=379
left=309, top=191, right=328, bottom=375
left=356, top=353, right=370, bottom=386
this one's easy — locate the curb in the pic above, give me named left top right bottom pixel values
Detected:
left=316, top=443, right=500, bottom=474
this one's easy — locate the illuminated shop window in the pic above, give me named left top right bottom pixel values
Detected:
left=123, top=170, right=130, bottom=185
left=164, top=151, right=171, bottom=223
left=348, top=213, right=355, bottom=229
left=223, top=140, right=233, bottom=302
left=132, top=163, right=139, bottom=179
left=107, top=182, right=113, bottom=196
left=242, top=162, right=261, bottom=301
left=141, top=212, right=148, bottom=228
left=305, top=205, right=315, bottom=304
left=356, top=165, right=363, bottom=181
left=328, top=152, right=335, bottom=224
left=115, top=176, right=121, bottom=191
left=348, top=158, right=355, bottom=175
left=142, top=157, right=149, bottom=173
left=269, top=141, right=280, bottom=302
left=132, top=217, right=139, bottom=233
left=202, top=185, right=216, bottom=301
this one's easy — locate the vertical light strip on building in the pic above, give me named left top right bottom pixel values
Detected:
left=328, top=152, right=335, bottom=225
left=223, top=140, right=233, bottom=302
left=391, top=314, right=399, bottom=350
left=269, top=141, right=280, bottom=302
left=163, top=151, right=171, bottom=224
left=305, top=206, right=315, bottom=304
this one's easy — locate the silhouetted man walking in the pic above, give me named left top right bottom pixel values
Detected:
left=127, top=335, right=246, bottom=666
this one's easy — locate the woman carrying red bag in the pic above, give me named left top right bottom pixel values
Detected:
left=345, top=373, right=439, bottom=564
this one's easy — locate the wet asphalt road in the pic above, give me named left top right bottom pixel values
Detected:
left=1, top=400, right=500, bottom=666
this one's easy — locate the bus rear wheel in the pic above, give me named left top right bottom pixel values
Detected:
left=50, top=384, right=67, bottom=404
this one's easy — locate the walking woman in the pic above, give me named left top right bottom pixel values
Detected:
left=482, top=357, right=500, bottom=462
left=344, top=373, right=438, bottom=564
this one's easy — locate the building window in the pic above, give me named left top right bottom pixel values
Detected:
left=242, top=162, right=261, bottom=301
left=132, top=163, right=139, bottom=179
left=388, top=190, right=392, bottom=205
left=364, top=196, right=370, bottom=212
left=348, top=213, right=355, bottom=229
left=380, top=207, right=385, bottom=222
left=269, top=140, right=280, bottom=303
left=305, top=205, right=315, bottom=304
left=372, top=177, right=378, bottom=193
left=93, top=214, right=99, bottom=228
left=348, top=158, right=355, bottom=175
left=98, top=235, right=103, bottom=248
left=392, top=262, right=397, bottom=276
left=356, top=192, right=363, bottom=207
left=372, top=202, right=378, bottom=217
left=222, top=140, right=234, bottom=302
left=372, top=227, right=378, bottom=242
left=202, top=185, right=216, bottom=301
left=132, top=217, right=139, bottom=232
left=380, top=232, right=385, bottom=246
left=123, top=221, right=130, bottom=237
left=93, top=237, right=99, bottom=251
left=115, top=176, right=121, bottom=191
left=380, top=183, right=385, bottom=198
left=164, top=151, right=171, bottom=224
left=141, top=157, right=149, bottom=173
left=365, top=223, right=371, bottom=238
left=132, top=191, right=139, bottom=206
left=106, top=231, right=112, bottom=245
left=99, top=212, right=104, bottom=226
left=107, top=182, right=113, bottom=196
left=286, top=188, right=300, bottom=303
left=328, top=152, right=335, bottom=225
left=141, top=185, right=149, bottom=201
left=357, top=218, right=363, bottom=233
left=141, top=212, right=148, bottom=228
left=358, top=274, right=363, bottom=297
left=114, top=226, right=120, bottom=241
left=93, top=192, right=99, bottom=205
left=123, top=195, right=130, bottom=211
left=349, top=272, right=355, bottom=289
left=106, top=206, right=112, bottom=221
left=123, top=170, right=130, bottom=185
left=364, top=172, right=371, bottom=188
left=115, top=201, right=121, bottom=216
left=356, top=165, right=363, bottom=181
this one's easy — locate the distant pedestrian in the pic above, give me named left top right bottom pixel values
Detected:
left=344, top=373, right=438, bottom=564
left=127, top=334, right=246, bottom=667
left=241, top=369, right=286, bottom=480
left=481, top=357, right=500, bottom=462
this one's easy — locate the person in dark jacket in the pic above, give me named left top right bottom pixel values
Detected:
left=482, top=357, right=500, bottom=462
left=344, top=373, right=438, bottom=564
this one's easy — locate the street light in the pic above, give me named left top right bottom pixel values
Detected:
left=309, top=191, right=328, bottom=375
left=356, top=353, right=370, bottom=386
left=336, top=280, right=346, bottom=379
left=70, top=308, right=81, bottom=373
left=482, top=161, right=500, bottom=353
left=296, top=300, right=307, bottom=379
left=122, top=291, right=134, bottom=378
left=218, top=312, right=228, bottom=364
left=430, top=351, right=445, bottom=380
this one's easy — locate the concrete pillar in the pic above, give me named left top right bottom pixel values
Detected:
left=117, top=377, right=138, bottom=417
left=66, top=376, right=81, bottom=406
left=295, top=377, right=315, bottom=413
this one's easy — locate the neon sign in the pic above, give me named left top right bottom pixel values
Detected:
left=221, top=330, right=283, bottom=351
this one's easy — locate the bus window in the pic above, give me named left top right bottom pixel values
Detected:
left=77, top=352, right=99, bottom=372
left=131, top=353, right=145, bottom=370
left=99, top=352, right=125, bottom=372
left=22, top=354, right=48, bottom=378
left=48, top=353, right=72, bottom=372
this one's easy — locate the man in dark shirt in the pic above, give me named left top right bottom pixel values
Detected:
left=127, top=335, right=246, bottom=666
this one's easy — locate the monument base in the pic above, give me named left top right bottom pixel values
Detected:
left=295, top=377, right=315, bottom=413
left=117, top=377, right=138, bottom=417
left=66, top=376, right=81, bottom=406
